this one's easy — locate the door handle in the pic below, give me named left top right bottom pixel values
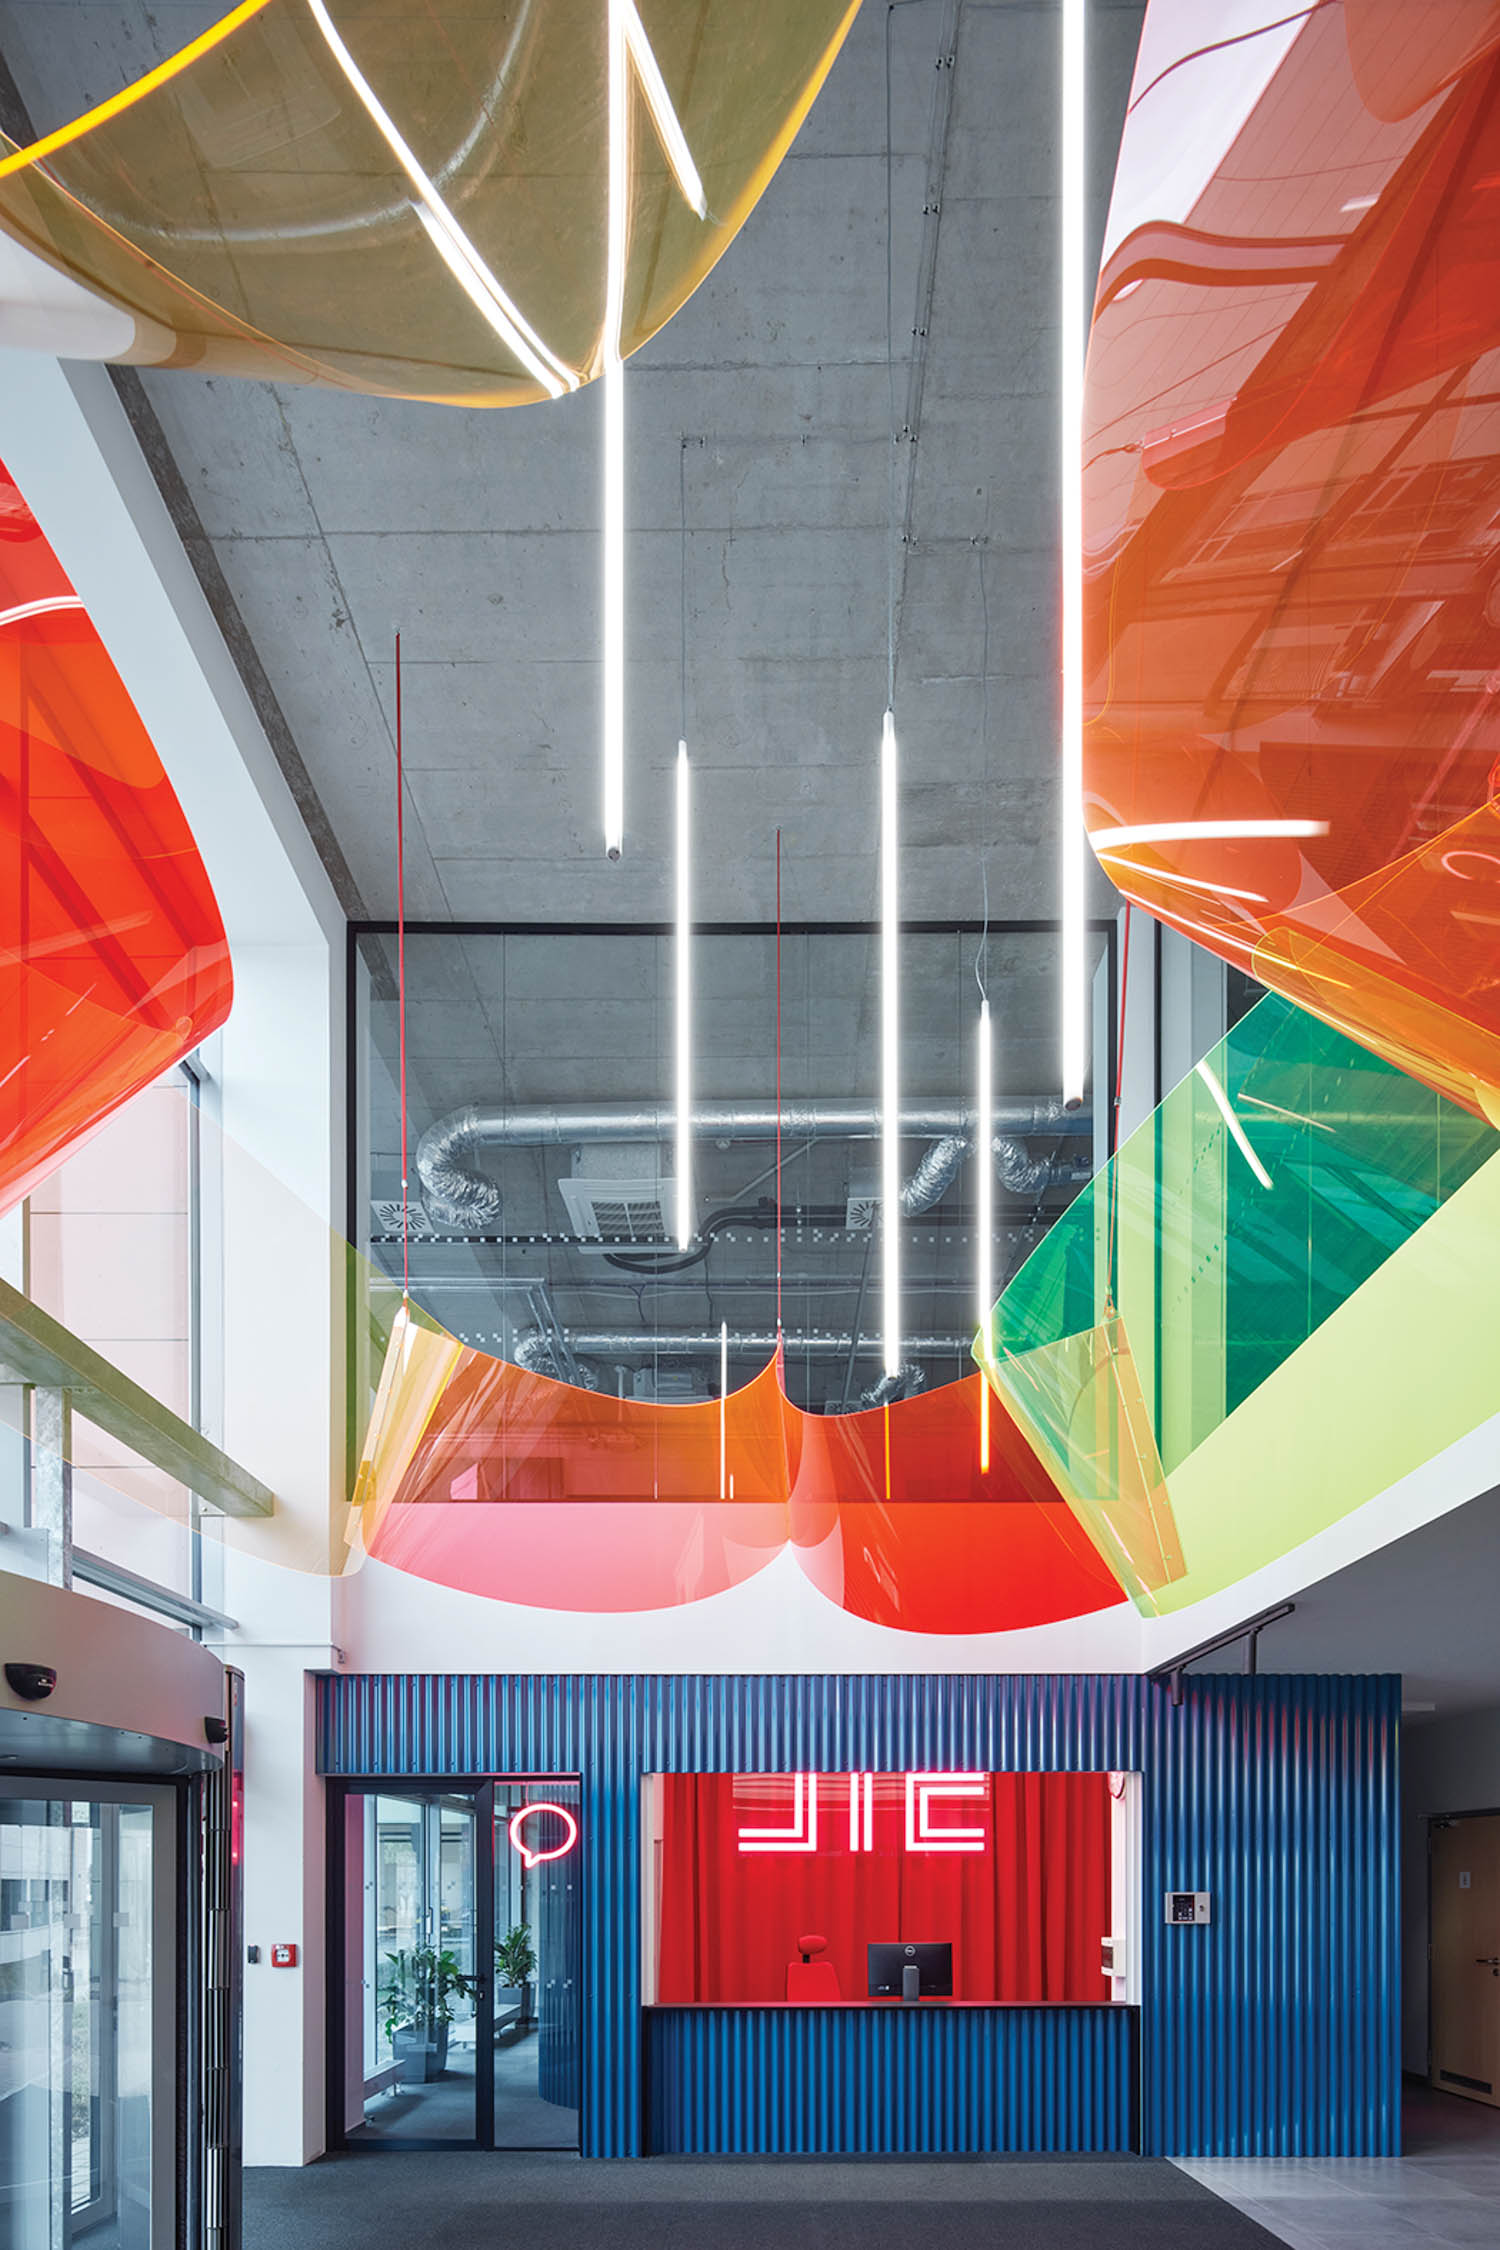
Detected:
left=1475, top=1957, right=1500, bottom=1966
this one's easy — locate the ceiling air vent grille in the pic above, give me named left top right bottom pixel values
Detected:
left=557, top=1175, right=676, bottom=1247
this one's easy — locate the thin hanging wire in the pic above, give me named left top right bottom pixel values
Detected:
left=884, top=1, right=898, bottom=708
left=395, top=631, right=409, bottom=1305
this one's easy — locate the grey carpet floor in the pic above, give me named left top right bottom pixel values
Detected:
left=247, top=2151, right=1287, bottom=2249
left=350, top=2032, right=578, bottom=2149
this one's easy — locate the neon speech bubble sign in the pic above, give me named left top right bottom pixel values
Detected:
left=507, top=1802, right=579, bottom=1869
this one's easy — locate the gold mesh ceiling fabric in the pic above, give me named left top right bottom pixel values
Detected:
left=0, top=0, right=860, bottom=405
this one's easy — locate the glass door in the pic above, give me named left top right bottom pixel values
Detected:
left=333, top=1778, right=581, bottom=2152
left=492, top=1783, right=580, bottom=2151
left=344, top=1789, right=485, bottom=2147
left=0, top=1782, right=176, bottom=2250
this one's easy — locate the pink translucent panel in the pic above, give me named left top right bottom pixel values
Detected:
left=357, top=1327, right=1125, bottom=1630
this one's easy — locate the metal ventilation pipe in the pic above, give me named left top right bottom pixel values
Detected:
left=560, top=1329, right=982, bottom=1359
left=416, top=1096, right=1075, bottom=1230
left=899, top=1135, right=967, bottom=1215
left=512, top=1330, right=602, bottom=1391
left=992, top=1134, right=1057, bottom=1197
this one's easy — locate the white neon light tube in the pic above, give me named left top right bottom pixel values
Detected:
left=1195, top=1057, right=1272, bottom=1189
left=976, top=996, right=993, bottom=1470
left=601, top=0, right=629, bottom=857
left=1059, top=0, right=1086, bottom=1110
left=881, top=708, right=901, bottom=1377
left=975, top=997, right=993, bottom=1347
left=305, top=0, right=574, bottom=399
left=621, top=0, right=707, bottom=217
left=1092, top=818, right=1329, bottom=849
left=0, top=594, right=83, bottom=628
left=719, top=1319, right=728, bottom=1499
left=675, top=741, right=692, bottom=1247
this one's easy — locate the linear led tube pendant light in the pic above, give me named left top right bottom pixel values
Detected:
left=719, top=1319, right=729, bottom=1498
left=602, top=0, right=629, bottom=858
left=1059, top=0, right=1086, bottom=1109
left=975, top=995, right=993, bottom=1471
left=675, top=741, right=692, bottom=1247
left=600, top=0, right=707, bottom=859
left=881, top=708, right=902, bottom=1378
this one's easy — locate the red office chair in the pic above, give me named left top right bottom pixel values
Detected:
left=785, top=1932, right=842, bottom=2002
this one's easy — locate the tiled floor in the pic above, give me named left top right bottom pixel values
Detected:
left=1176, top=2084, right=1500, bottom=2250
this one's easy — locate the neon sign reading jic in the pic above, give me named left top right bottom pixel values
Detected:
left=736, top=1772, right=989, bottom=1854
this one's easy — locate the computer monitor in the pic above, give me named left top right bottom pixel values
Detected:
left=867, top=1941, right=953, bottom=2000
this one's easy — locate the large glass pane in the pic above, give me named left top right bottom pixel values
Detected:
left=493, top=1783, right=580, bottom=2151
left=351, top=1793, right=479, bottom=2144
left=353, top=926, right=1106, bottom=1416
left=0, top=1795, right=158, bottom=2250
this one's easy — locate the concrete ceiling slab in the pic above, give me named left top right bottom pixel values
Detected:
left=0, top=0, right=1145, bottom=934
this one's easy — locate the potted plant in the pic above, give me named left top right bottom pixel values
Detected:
left=494, top=1923, right=537, bottom=2034
left=381, top=1945, right=475, bottom=2083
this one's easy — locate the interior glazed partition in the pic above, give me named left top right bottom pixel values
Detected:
left=317, top=1671, right=1399, bottom=2159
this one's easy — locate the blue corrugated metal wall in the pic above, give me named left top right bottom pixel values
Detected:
left=646, top=2005, right=1135, bottom=2154
left=317, top=1672, right=1399, bottom=2159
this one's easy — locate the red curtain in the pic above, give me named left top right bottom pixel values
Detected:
left=656, top=1772, right=1111, bottom=2004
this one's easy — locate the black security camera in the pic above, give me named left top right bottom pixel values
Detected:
left=5, top=1661, right=57, bottom=1702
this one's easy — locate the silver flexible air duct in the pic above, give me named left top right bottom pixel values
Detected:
left=992, top=1133, right=1057, bottom=1197
left=899, top=1135, right=967, bottom=1215
left=856, top=1362, right=930, bottom=1410
left=416, top=1096, right=1072, bottom=1229
left=512, top=1330, right=601, bottom=1391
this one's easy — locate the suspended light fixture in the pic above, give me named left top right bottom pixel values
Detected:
left=675, top=741, right=692, bottom=1247
left=719, top=1319, right=728, bottom=1498
left=602, top=0, right=629, bottom=857
left=1059, top=0, right=1087, bottom=1108
left=881, top=707, right=901, bottom=1378
left=975, top=995, right=993, bottom=1472
left=601, top=0, right=708, bottom=859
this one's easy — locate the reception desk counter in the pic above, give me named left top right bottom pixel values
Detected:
left=643, top=2003, right=1137, bottom=2155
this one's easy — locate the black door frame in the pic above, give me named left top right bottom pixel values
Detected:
left=326, top=1778, right=495, bottom=2153
left=326, top=1775, right=582, bottom=2153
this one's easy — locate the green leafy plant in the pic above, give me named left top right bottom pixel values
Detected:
left=380, top=1945, right=475, bottom=2043
left=494, top=1924, right=536, bottom=1987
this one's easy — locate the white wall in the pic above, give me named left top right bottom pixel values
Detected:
left=0, top=351, right=347, bottom=2165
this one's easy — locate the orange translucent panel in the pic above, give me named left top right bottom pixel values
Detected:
left=1085, top=2, right=1500, bottom=1122
left=356, top=1324, right=1125, bottom=1630
left=0, top=0, right=859, bottom=406
left=0, top=458, right=231, bottom=1214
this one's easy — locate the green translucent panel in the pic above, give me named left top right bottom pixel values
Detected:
left=980, top=994, right=1500, bottom=1614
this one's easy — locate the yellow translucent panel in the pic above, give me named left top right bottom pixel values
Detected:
left=0, top=0, right=861, bottom=403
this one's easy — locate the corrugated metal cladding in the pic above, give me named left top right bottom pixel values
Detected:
left=645, top=2006, right=1135, bottom=2155
left=317, top=1671, right=1400, bottom=2159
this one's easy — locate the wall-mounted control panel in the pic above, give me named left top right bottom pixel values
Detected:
left=1165, top=1890, right=1212, bottom=1925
